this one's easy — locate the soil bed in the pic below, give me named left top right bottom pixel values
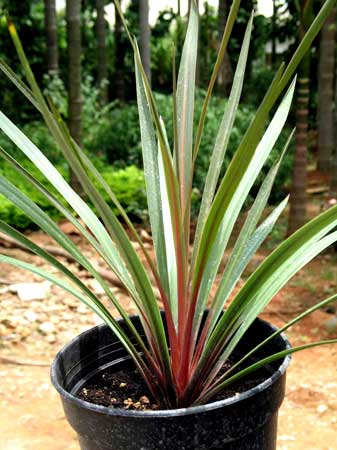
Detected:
left=76, top=359, right=269, bottom=410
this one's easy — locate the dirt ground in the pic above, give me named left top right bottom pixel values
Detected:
left=0, top=228, right=336, bottom=450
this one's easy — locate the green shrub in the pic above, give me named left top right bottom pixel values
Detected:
left=0, top=159, right=146, bottom=229
left=94, top=164, right=147, bottom=221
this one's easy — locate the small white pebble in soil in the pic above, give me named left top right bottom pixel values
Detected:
left=278, top=435, right=295, bottom=441
left=38, top=322, right=56, bottom=334
left=23, top=311, right=38, bottom=322
left=317, top=404, right=328, bottom=414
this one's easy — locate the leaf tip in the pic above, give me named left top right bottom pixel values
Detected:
left=6, top=16, right=16, bottom=36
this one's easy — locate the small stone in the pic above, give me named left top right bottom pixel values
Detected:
left=140, top=229, right=152, bottom=242
left=59, top=221, right=81, bottom=235
left=38, top=322, right=55, bottom=334
left=24, top=311, right=38, bottom=322
left=324, top=316, right=337, bottom=334
left=18, top=326, right=31, bottom=339
left=139, top=395, right=150, bottom=404
left=46, top=334, right=56, bottom=344
left=88, top=279, right=105, bottom=295
left=123, top=398, right=133, bottom=408
left=317, top=404, right=328, bottom=414
left=10, top=281, right=50, bottom=301
left=279, top=435, right=295, bottom=442
left=77, top=305, right=88, bottom=314
left=131, top=241, right=141, bottom=251
left=110, top=287, right=120, bottom=295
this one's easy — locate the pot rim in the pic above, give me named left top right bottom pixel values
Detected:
left=51, top=317, right=291, bottom=418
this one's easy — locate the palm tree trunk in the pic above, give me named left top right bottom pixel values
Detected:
left=330, top=27, right=337, bottom=198
left=217, top=0, right=232, bottom=95
left=114, top=0, right=125, bottom=101
left=139, top=0, right=151, bottom=85
left=66, top=0, right=82, bottom=193
left=271, top=0, right=277, bottom=67
left=287, top=0, right=313, bottom=235
left=44, top=0, right=58, bottom=73
left=96, top=0, right=108, bottom=104
left=317, top=7, right=336, bottom=171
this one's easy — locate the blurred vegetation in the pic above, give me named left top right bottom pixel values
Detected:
left=0, top=0, right=308, bottom=229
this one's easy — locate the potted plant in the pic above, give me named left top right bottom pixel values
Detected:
left=0, top=0, right=336, bottom=449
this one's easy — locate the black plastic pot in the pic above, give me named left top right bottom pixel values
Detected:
left=51, top=315, right=291, bottom=450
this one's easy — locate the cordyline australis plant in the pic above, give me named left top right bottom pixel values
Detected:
left=0, top=0, right=337, bottom=409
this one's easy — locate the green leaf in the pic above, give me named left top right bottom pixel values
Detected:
left=176, top=0, right=199, bottom=210
left=201, top=223, right=337, bottom=386
left=133, top=43, right=188, bottom=343
left=134, top=58, right=170, bottom=302
left=193, top=0, right=242, bottom=160
left=213, top=292, right=337, bottom=391
left=0, top=145, right=134, bottom=294
left=158, top=119, right=178, bottom=326
left=194, top=132, right=293, bottom=347
left=0, top=111, right=134, bottom=293
left=0, top=58, right=39, bottom=110
left=192, top=13, right=253, bottom=266
left=191, top=79, right=296, bottom=322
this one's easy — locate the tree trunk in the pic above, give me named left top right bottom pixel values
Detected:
left=271, top=0, right=277, bottom=67
left=217, top=0, right=232, bottom=95
left=177, top=0, right=181, bottom=16
left=114, top=0, right=125, bottom=101
left=44, top=0, right=58, bottom=73
left=66, top=0, right=82, bottom=193
left=287, top=0, right=313, bottom=235
left=96, top=0, right=108, bottom=104
left=330, top=21, right=337, bottom=198
left=139, top=0, right=151, bottom=85
left=317, top=7, right=336, bottom=171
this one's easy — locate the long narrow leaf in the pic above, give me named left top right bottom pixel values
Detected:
left=158, top=119, right=178, bottom=326
left=176, top=0, right=198, bottom=210
left=0, top=111, right=134, bottom=292
left=193, top=131, right=294, bottom=352
left=192, top=13, right=253, bottom=263
left=211, top=292, right=337, bottom=392
left=191, top=79, right=296, bottom=330
left=197, top=339, right=337, bottom=405
left=134, top=56, right=170, bottom=302
left=198, top=219, right=337, bottom=388
left=193, top=0, right=242, bottom=160
left=193, top=196, right=289, bottom=365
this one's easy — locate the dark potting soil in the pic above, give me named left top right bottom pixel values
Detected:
left=76, top=361, right=269, bottom=411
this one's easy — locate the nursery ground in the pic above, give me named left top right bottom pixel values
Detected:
left=0, top=225, right=336, bottom=450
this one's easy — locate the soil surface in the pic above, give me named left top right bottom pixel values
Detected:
left=0, top=225, right=337, bottom=449
left=76, top=360, right=269, bottom=410
left=77, top=367, right=157, bottom=410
